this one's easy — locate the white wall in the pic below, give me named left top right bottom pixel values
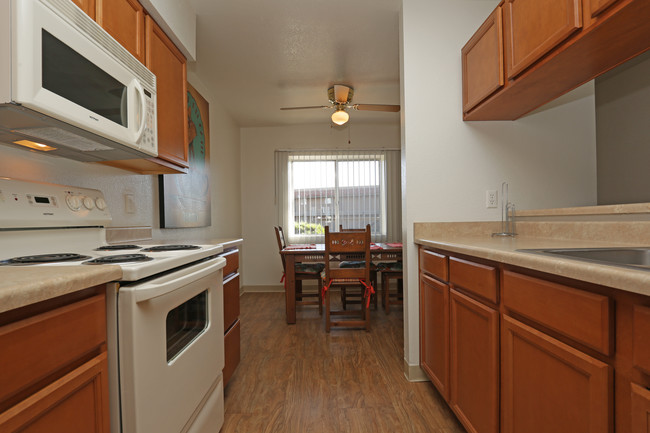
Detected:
left=400, top=0, right=598, bottom=376
left=240, top=123, right=400, bottom=289
left=0, top=71, right=242, bottom=241
left=596, top=50, right=650, bottom=204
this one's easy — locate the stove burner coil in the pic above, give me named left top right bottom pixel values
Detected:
left=84, top=254, right=154, bottom=264
left=95, top=245, right=142, bottom=251
left=141, top=245, right=201, bottom=252
left=4, top=253, right=92, bottom=264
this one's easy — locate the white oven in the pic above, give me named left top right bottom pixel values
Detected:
left=107, top=256, right=225, bottom=433
left=0, top=178, right=226, bottom=433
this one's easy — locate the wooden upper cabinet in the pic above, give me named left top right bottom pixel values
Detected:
left=96, top=0, right=145, bottom=63
left=145, top=16, right=189, bottom=170
left=505, top=0, right=582, bottom=78
left=502, top=315, right=612, bottom=433
left=462, top=6, right=504, bottom=114
left=589, top=0, right=620, bottom=17
left=70, top=0, right=95, bottom=19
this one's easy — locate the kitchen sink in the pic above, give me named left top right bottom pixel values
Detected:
left=517, top=247, right=650, bottom=271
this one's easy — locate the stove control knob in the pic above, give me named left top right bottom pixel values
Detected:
left=95, top=197, right=107, bottom=211
left=83, top=197, right=95, bottom=210
left=66, top=195, right=82, bottom=211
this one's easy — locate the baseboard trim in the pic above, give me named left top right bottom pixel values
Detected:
left=403, top=358, right=429, bottom=382
left=243, top=285, right=284, bottom=293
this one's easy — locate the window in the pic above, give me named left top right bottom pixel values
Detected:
left=275, top=150, right=401, bottom=243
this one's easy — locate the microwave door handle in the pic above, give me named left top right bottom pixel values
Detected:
left=132, top=79, right=147, bottom=142
left=133, top=257, right=226, bottom=303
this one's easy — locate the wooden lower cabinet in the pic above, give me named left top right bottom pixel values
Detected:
left=0, top=289, right=109, bottom=433
left=0, top=354, right=109, bottom=433
left=501, top=315, right=612, bottom=433
left=419, top=274, right=450, bottom=399
left=221, top=248, right=241, bottom=386
left=631, top=383, right=650, bottom=433
left=449, top=289, right=499, bottom=433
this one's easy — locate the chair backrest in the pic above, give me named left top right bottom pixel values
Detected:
left=274, top=226, right=287, bottom=271
left=324, top=224, right=371, bottom=282
left=339, top=224, right=368, bottom=232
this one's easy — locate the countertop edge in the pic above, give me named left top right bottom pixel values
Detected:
left=415, top=238, right=650, bottom=297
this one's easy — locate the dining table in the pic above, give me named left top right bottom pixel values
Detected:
left=280, top=242, right=403, bottom=324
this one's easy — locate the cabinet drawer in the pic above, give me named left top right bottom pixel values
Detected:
left=223, top=274, right=240, bottom=330
left=503, top=271, right=612, bottom=355
left=0, top=294, right=106, bottom=405
left=449, top=257, right=498, bottom=304
left=633, top=305, right=650, bottom=374
left=223, top=319, right=241, bottom=387
left=221, top=249, right=239, bottom=278
left=419, top=248, right=448, bottom=281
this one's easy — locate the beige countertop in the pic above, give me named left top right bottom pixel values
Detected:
left=415, top=221, right=650, bottom=297
left=0, top=238, right=243, bottom=315
left=0, top=265, right=122, bottom=314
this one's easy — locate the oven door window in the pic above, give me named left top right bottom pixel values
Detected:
left=166, top=290, right=208, bottom=362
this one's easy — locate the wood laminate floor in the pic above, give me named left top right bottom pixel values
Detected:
left=221, top=292, right=464, bottom=433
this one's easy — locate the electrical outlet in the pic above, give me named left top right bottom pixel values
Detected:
left=486, top=190, right=498, bottom=208
left=125, top=193, right=136, bottom=214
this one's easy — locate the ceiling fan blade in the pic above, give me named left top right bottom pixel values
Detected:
left=333, top=85, right=352, bottom=104
left=280, top=105, right=331, bottom=111
left=353, top=104, right=400, bottom=112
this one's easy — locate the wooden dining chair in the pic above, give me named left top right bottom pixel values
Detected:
left=378, top=261, right=403, bottom=314
left=275, top=226, right=323, bottom=314
left=337, top=225, right=378, bottom=309
left=322, top=225, right=375, bottom=332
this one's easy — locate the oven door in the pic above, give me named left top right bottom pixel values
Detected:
left=114, top=256, right=225, bottom=433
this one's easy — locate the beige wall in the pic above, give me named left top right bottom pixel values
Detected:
left=596, top=50, right=650, bottom=205
left=0, top=70, right=242, bottom=242
left=240, top=123, right=400, bottom=289
left=400, top=0, right=598, bottom=377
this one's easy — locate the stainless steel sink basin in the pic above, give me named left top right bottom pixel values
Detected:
left=517, top=247, right=650, bottom=271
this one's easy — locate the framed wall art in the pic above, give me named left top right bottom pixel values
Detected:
left=159, top=83, right=211, bottom=228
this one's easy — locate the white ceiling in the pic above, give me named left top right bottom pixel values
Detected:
left=188, top=0, right=402, bottom=127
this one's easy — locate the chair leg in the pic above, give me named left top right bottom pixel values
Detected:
left=341, top=287, right=347, bottom=310
left=325, top=289, right=331, bottom=332
left=318, top=279, right=323, bottom=316
left=296, top=280, right=303, bottom=301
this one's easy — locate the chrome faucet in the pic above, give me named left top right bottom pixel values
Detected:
left=492, top=182, right=517, bottom=237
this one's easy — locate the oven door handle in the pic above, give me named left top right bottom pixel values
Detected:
left=134, top=257, right=226, bottom=303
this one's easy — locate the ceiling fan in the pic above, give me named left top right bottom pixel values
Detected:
left=280, top=84, right=400, bottom=125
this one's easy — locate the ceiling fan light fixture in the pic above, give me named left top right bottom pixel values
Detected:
left=331, top=109, right=349, bottom=125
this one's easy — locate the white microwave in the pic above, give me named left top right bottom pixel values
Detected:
left=0, top=0, right=157, bottom=162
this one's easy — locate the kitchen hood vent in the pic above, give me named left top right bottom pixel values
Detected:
left=0, top=104, right=152, bottom=162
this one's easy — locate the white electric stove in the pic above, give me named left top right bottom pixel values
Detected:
left=0, top=178, right=226, bottom=433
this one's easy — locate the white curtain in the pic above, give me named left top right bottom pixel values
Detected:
left=275, top=149, right=402, bottom=244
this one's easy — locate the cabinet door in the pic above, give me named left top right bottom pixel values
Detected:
left=0, top=353, right=110, bottom=433
left=501, top=315, right=611, bottom=433
left=70, top=0, right=95, bottom=19
left=450, top=289, right=499, bottom=433
left=223, top=274, right=240, bottom=330
left=462, top=6, right=504, bottom=114
left=96, top=0, right=145, bottom=63
left=420, top=274, right=450, bottom=400
left=632, top=383, right=650, bottom=433
left=589, top=0, right=620, bottom=17
left=505, top=0, right=582, bottom=78
left=145, top=16, right=189, bottom=169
